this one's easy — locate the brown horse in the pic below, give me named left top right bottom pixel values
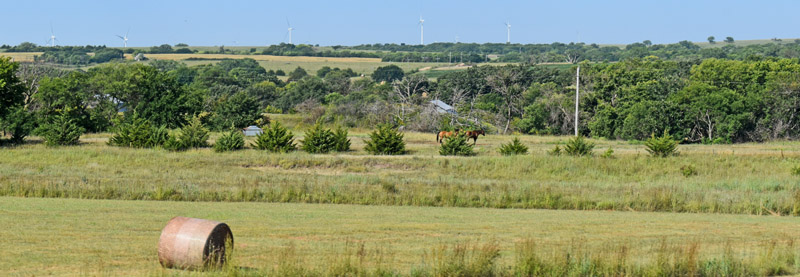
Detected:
left=464, top=130, right=485, bottom=145
left=436, top=129, right=461, bottom=143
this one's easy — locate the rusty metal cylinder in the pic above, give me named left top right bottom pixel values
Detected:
left=157, top=217, right=234, bottom=270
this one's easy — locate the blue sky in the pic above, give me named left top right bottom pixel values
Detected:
left=2, top=0, right=799, bottom=47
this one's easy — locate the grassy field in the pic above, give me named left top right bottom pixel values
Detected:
left=3, top=117, right=800, bottom=216
left=3, top=197, right=799, bottom=275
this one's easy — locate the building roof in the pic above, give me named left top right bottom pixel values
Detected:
left=430, top=100, right=454, bottom=111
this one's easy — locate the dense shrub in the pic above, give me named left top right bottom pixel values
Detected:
left=37, top=112, right=84, bottom=146
left=498, top=137, right=528, bottom=155
left=253, top=122, right=295, bottom=152
left=301, top=124, right=337, bottom=154
left=1, top=106, right=34, bottom=144
left=177, top=116, right=209, bottom=148
left=213, top=129, right=245, bottom=152
left=564, top=136, right=594, bottom=156
left=364, top=124, right=406, bottom=155
left=162, top=135, right=186, bottom=151
left=333, top=126, right=351, bottom=152
left=108, top=115, right=167, bottom=148
left=645, top=131, right=679, bottom=157
left=439, top=133, right=475, bottom=156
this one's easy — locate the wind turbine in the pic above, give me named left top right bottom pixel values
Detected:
left=116, top=28, right=130, bottom=48
left=505, top=21, right=511, bottom=44
left=47, top=24, right=57, bottom=47
left=285, top=19, right=294, bottom=44
left=418, top=16, right=425, bottom=45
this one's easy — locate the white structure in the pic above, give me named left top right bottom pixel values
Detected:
left=505, top=22, right=511, bottom=44
left=47, top=24, right=57, bottom=47
left=419, top=16, right=425, bottom=45
left=242, top=126, right=263, bottom=136
left=116, top=29, right=130, bottom=48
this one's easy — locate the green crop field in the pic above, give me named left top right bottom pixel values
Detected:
left=3, top=197, right=799, bottom=275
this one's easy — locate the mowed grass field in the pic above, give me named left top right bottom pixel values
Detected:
left=3, top=197, right=800, bottom=275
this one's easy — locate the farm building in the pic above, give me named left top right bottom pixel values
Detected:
left=242, top=126, right=263, bottom=136
left=430, top=100, right=457, bottom=115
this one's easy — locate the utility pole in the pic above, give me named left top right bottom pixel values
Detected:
left=575, top=66, right=580, bottom=136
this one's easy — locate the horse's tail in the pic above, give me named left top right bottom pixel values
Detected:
left=436, top=132, right=440, bottom=143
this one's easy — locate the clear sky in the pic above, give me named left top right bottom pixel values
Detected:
left=2, top=0, right=799, bottom=47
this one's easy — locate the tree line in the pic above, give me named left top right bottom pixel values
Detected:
left=10, top=39, right=800, bottom=65
left=2, top=54, right=800, bottom=145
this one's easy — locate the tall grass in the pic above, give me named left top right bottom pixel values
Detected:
left=206, top=239, right=800, bottom=276
left=3, top=144, right=800, bottom=215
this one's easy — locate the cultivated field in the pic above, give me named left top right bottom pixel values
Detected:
left=126, top=53, right=447, bottom=76
left=3, top=197, right=799, bottom=275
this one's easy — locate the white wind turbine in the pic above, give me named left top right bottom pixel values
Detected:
left=47, top=24, right=57, bottom=47
left=285, top=19, right=295, bottom=44
left=116, top=28, right=130, bottom=48
left=505, top=21, right=511, bottom=44
left=418, top=16, right=425, bottom=45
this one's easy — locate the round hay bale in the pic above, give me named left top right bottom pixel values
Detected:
left=157, top=217, right=233, bottom=270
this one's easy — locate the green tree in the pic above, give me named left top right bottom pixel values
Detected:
left=439, top=133, right=475, bottom=156
left=210, top=91, right=260, bottom=130
left=0, top=57, right=24, bottom=119
left=288, top=66, right=308, bottom=82
left=725, top=37, right=734, bottom=43
left=707, top=36, right=715, bottom=44
left=36, top=111, right=85, bottom=146
left=301, top=124, right=337, bottom=154
left=364, top=124, right=406, bottom=155
left=253, top=122, right=295, bottom=152
left=316, top=66, right=332, bottom=77
left=372, top=64, right=404, bottom=83
left=89, top=63, right=203, bottom=128
left=177, top=116, right=209, bottom=148
left=1, top=106, right=34, bottom=143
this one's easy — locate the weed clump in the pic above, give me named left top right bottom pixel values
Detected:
left=548, top=144, right=562, bottom=156
left=498, top=137, right=528, bottom=155
left=564, top=136, right=594, bottom=156
left=364, top=124, right=406, bottom=155
left=681, top=165, right=698, bottom=177
left=253, top=122, right=295, bottom=153
left=645, top=131, right=679, bottom=157
left=214, top=129, right=245, bottom=152
left=601, top=148, right=615, bottom=158
left=439, top=133, right=475, bottom=156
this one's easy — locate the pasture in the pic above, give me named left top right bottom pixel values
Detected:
left=3, top=119, right=800, bottom=216
left=3, top=197, right=799, bottom=275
